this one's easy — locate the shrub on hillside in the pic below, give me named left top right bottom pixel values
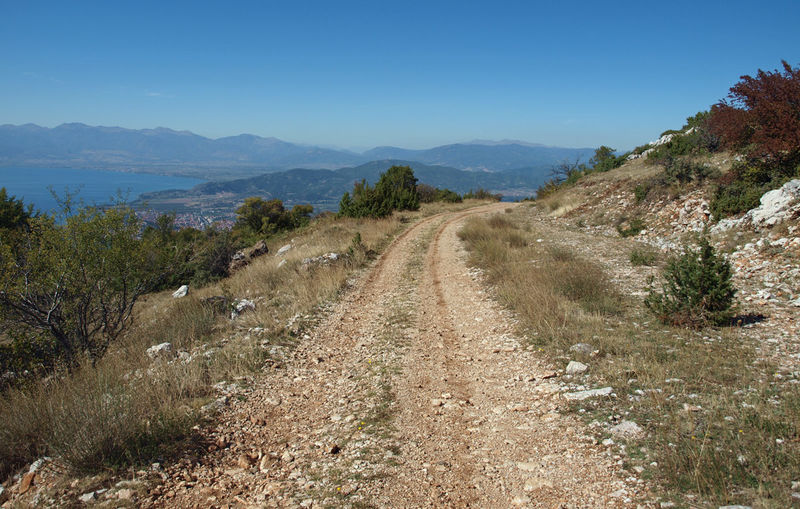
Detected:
left=0, top=205, right=163, bottom=368
left=616, top=217, right=646, bottom=237
left=629, top=246, right=660, bottom=266
left=710, top=159, right=799, bottom=219
left=463, top=188, right=502, bottom=201
left=235, top=197, right=313, bottom=235
left=339, top=165, right=420, bottom=218
left=417, top=183, right=462, bottom=203
left=645, top=236, right=736, bottom=328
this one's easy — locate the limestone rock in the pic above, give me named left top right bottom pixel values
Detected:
left=276, top=244, right=292, bottom=256
left=172, top=284, right=189, bottom=298
left=146, top=342, right=174, bottom=360
left=229, top=240, right=270, bottom=272
left=230, top=299, right=256, bottom=319
left=563, top=386, right=612, bottom=401
left=565, top=360, right=588, bottom=375
left=610, top=420, right=644, bottom=438
left=569, top=343, right=597, bottom=356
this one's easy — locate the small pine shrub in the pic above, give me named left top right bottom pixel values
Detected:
left=634, top=183, right=651, bottom=204
left=617, top=217, right=646, bottom=238
left=645, top=236, right=736, bottom=328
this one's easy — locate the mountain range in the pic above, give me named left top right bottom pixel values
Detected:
left=0, top=123, right=592, bottom=178
left=136, top=160, right=550, bottom=214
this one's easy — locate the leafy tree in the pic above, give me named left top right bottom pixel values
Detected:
left=339, top=166, right=420, bottom=218
left=709, top=60, right=800, bottom=162
left=235, top=197, right=313, bottom=234
left=375, top=165, right=419, bottom=212
left=0, top=206, right=163, bottom=367
left=589, top=146, right=624, bottom=173
left=645, top=236, right=736, bottom=328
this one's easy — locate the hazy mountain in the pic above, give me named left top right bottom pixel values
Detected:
left=137, top=160, right=551, bottom=213
left=361, top=142, right=591, bottom=171
left=0, top=123, right=363, bottom=173
left=0, top=124, right=592, bottom=177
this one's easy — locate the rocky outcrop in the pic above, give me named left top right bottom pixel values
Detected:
left=714, top=179, right=800, bottom=232
left=228, top=240, right=269, bottom=272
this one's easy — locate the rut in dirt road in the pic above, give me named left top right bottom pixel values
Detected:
left=147, top=203, right=644, bottom=508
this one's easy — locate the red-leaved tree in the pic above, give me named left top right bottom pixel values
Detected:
left=709, top=60, right=800, bottom=162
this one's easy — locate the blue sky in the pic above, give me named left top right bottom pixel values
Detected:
left=1, top=0, right=798, bottom=151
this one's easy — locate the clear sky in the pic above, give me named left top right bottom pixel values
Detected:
left=1, top=0, right=798, bottom=151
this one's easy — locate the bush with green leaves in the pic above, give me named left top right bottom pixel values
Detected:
left=339, top=165, right=420, bottom=218
left=616, top=217, right=646, bottom=237
left=710, top=159, right=799, bottom=219
left=235, top=197, right=313, bottom=235
left=417, top=183, right=462, bottom=203
left=645, top=236, right=736, bottom=328
left=0, top=205, right=164, bottom=368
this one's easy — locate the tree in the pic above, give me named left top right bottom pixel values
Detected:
left=235, top=197, right=313, bottom=234
left=0, top=187, right=32, bottom=231
left=709, top=60, right=800, bottom=162
left=589, top=146, right=623, bottom=173
left=339, top=166, right=420, bottom=218
left=0, top=206, right=162, bottom=366
left=375, top=165, right=419, bottom=212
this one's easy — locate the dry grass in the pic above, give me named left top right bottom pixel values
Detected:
left=458, top=214, right=622, bottom=344
left=0, top=202, right=476, bottom=480
left=459, top=208, right=800, bottom=508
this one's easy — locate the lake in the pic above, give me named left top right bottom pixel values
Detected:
left=0, top=167, right=205, bottom=212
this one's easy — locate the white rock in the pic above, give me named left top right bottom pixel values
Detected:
left=718, top=506, right=752, bottom=509
left=569, top=343, right=596, bottom=355
left=750, top=179, right=800, bottom=226
left=715, top=179, right=800, bottom=233
left=79, top=491, right=97, bottom=503
left=146, top=342, right=174, bottom=360
left=276, top=244, right=292, bottom=256
left=565, top=361, right=588, bottom=375
left=171, top=284, right=189, bottom=298
left=29, top=456, right=51, bottom=473
left=201, top=397, right=227, bottom=414
left=230, top=299, right=256, bottom=319
left=563, top=387, right=612, bottom=401
left=277, top=259, right=287, bottom=268
left=611, top=420, right=644, bottom=438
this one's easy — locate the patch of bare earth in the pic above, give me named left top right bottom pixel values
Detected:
left=143, top=203, right=641, bottom=508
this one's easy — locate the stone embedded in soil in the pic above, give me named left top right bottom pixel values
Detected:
left=610, top=420, right=644, bottom=438
left=569, top=343, right=597, bottom=355
left=563, top=387, right=613, bottom=401
left=18, top=472, right=35, bottom=494
left=565, top=360, right=588, bottom=375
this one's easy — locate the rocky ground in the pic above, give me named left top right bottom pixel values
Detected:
left=4, top=174, right=798, bottom=507
left=558, top=176, right=800, bottom=372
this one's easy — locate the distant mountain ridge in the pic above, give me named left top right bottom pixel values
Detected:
left=137, top=160, right=551, bottom=214
left=0, top=123, right=592, bottom=177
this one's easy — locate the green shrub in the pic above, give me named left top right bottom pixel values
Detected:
left=339, top=165, right=420, bottom=218
left=645, top=236, right=736, bottom=328
left=710, top=160, right=799, bottom=219
left=634, top=183, right=651, bottom=203
left=629, top=246, right=660, bottom=266
left=463, top=188, right=502, bottom=201
left=417, top=184, right=462, bottom=203
left=617, top=217, right=646, bottom=237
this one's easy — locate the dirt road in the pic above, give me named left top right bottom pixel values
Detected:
left=149, top=203, right=641, bottom=508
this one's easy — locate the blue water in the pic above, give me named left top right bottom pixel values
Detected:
left=0, top=167, right=205, bottom=213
